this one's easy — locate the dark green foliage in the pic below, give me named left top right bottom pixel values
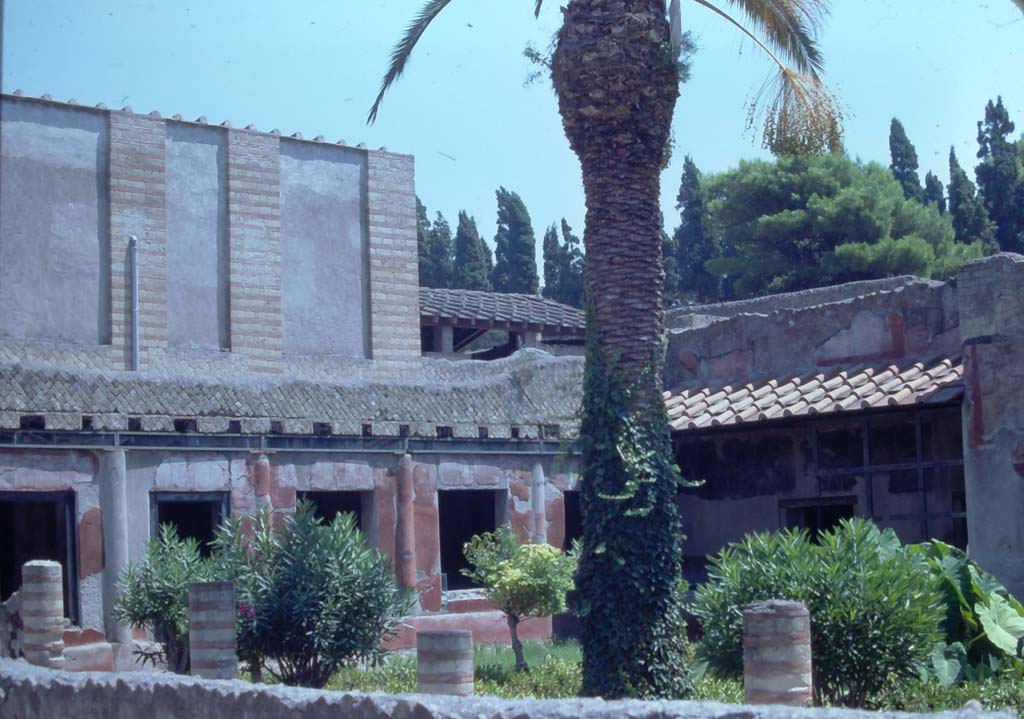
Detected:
left=214, top=503, right=412, bottom=688
left=874, top=673, right=1024, bottom=715
left=975, top=97, right=1023, bottom=252
left=673, top=155, right=717, bottom=303
left=909, top=540, right=1024, bottom=684
left=705, top=154, right=982, bottom=299
left=924, top=171, right=947, bottom=214
left=542, top=220, right=585, bottom=308
left=427, top=211, right=454, bottom=287
left=575, top=307, right=692, bottom=699
left=416, top=197, right=434, bottom=286
left=889, top=118, right=923, bottom=202
left=492, top=187, right=539, bottom=294
left=114, top=524, right=215, bottom=673
left=452, top=211, right=492, bottom=291
left=693, top=519, right=944, bottom=707
left=949, top=147, right=998, bottom=251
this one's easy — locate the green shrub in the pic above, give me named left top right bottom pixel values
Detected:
left=114, top=524, right=214, bottom=673
left=214, top=502, right=412, bottom=688
left=874, top=671, right=1024, bottom=715
left=693, top=518, right=944, bottom=707
left=909, top=540, right=1024, bottom=684
left=462, top=526, right=576, bottom=671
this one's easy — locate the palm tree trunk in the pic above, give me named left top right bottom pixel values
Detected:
left=552, top=0, right=690, bottom=700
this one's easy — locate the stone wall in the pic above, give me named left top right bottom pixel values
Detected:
left=665, top=276, right=960, bottom=387
left=0, top=92, right=420, bottom=374
left=959, top=253, right=1024, bottom=600
left=0, top=659, right=1013, bottom=719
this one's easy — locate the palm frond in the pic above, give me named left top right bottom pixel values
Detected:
left=535, top=0, right=544, bottom=18
left=693, top=0, right=827, bottom=76
left=368, top=0, right=455, bottom=125
left=747, top=67, right=843, bottom=155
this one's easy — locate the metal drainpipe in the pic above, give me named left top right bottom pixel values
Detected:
left=128, top=235, right=139, bottom=371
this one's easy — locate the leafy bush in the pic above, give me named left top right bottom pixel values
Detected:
left=874, top=672, right=1024, bottom=715
left=910, top=540, right=1024, bottom=684
left=693, top=518, right=944, bottom=707
left=114, top=524, right=214, bottom=673
left=214, top=503, right=412, bottom=688
left=462, top=526, right=576, bottom=671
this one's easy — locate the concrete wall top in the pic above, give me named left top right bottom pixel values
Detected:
left=665, top=275, right=961, bottom=387
left=0, top=659, right=1014, bottom=719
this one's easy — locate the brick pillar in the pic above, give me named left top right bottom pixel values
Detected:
left=20, top=560, right=66, bottom=670
left=366, top=150, right=421, bottom=361
left=743, top=600, right=812, bottom=706
left=531, top=460, right=547, bottom=544
left=98, top=449, right=131, bottom=644
left=253, top=454, right=272, bottom=511
left=417, top=630, right=473, bottom=695
left=109, top=112, right=168, bottom=370
left=959, top=253, right=1024, bottom=599
left=188, top=581, right=237, bottom=680
left=228, top=129, right=283, bottom=374
left=396, top=454, right=419, bottom=609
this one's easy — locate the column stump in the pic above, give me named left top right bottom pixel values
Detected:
left=416, top=630, right=474, bottom=695
left=188, top=581, right=237, bottom=680
left=743, top=599, right=813, bottom=706
left=20, top=560, right=65, bottom=670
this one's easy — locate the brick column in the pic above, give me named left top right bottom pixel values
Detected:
left=20, top=561, right=65, bottom=670
left=417, top=630, right=474, bottom=695
left=228, top=130, right=283, bottom=374
left=366, top=150, right=421, bottom=361
left=188, top=581, right=237, bottom=680
left=743, top=600, right=812, bottom=706
left=109, top=112, right=168, bottom=370
left=959, top=253, right=1024, bottom=599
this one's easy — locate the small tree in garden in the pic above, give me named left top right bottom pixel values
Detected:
left=114, top=524, right=214, bottom=673
left=213, top=502, right=412, bottom=688
left=463, top=526, right=577, bottom=672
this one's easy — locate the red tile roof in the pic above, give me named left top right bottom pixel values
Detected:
left=664, top=356, right=963, bottom=431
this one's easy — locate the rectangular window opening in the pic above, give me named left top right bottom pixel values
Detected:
left=298, top=490, right=373, bottom=540
left=150, top=492, right=229, bottom=557
left=781, top=497, right=856, bottom=542
left=436, top=425, right=453, bottom=440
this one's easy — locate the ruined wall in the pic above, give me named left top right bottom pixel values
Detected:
left=665, top=277, right=960, bottom=387
left=959, top=253, right=1024, bottom=600
left=0, top=92, right=418, bottom=374
left=0, top=659, right=1014, bottom=719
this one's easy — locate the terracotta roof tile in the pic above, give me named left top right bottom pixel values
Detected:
left=664, top=355, right=962, bottom=431
left=419, top=288, right=585, bottom=334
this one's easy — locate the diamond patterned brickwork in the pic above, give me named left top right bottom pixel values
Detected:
left=419, top=288, right=585, bottom=335
left=664, top=355, right=963, bottom=431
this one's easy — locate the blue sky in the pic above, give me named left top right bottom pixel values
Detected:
left=3, top=1, right=1023, bottom=260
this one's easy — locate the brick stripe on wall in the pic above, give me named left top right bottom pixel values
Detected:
left=367, top=151, right=420, bottom=361
left=109, top=113, right=168, bottom=370
left=227, top=130, right=283, bottom=374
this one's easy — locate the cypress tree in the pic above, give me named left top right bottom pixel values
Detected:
left=975, top=97, right=1022, bottom=252
left=492, top=187, right=539, bottom=294
left=557, top=219, right=585, bottom=308
left=452, top=211, right=492, bottom=291
left=542, top=224, right=562, bottom=300
left=428, top=211, right=454, bottom=288
left=674, top=156, right=717, bottom=303
left=923, top=171, right=946, bottom=214
left=416, top=197, right=435, bottom=287
left=662, top=230, right=680, bottom=307
left=889, top=118, right=923, bottom=202
left=949, top=147, right=996, bottom=250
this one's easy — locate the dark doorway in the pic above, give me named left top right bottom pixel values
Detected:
left=150, top=492, right=228, bottom=557
left=562, top=490, right=582, bottom=552
left=438, top=490, right=500, bottom=590
left=782, top=498, right=855, bottom=541
left=0, top=491, right=77, bottom=621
